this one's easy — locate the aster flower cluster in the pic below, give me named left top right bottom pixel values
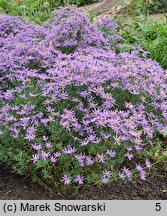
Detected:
left=0, top=7, right=166, bottom=188
left=43, top=7, right=107, bottom=53
left=94, top=16, right=122, bottom=48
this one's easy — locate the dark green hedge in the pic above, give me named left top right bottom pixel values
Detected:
left=62, top=0, right=99, bottom=6
left=150, top=0, right=167, bottom=13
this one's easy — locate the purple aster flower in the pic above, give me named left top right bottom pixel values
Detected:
left=29, top=92, right=39, bottom=97
left=54, top=152, right=61, bottom=158
left=41, top=150, right=50, bottom=161
left=92, top=137, right=102, bottom=144
left=32, top=143, right=42, bottom=151
left=45, top=142, right=52, bottom=149
left=101, top=176, right=109, bottom=184
left=139, top=170, right=147, bottom=180
left=135, top=145, right=143, bottom=151
left=4, top=90, right=14, bottom=100
left=100, top=132, right=111, bottom=139
left=75, top=153, right=85, bottom=167
left=125, top=152, right=134, bottom=160
left=102, top=170, right=112, bottom=178
left=97, top=153, right=106, bottom=163
left=42, top=136, right=48, bottom=141
left=46, top=106, right=54, bottom=113
left=12, top=133, right=20, bottom=139
left=80, top=139, right=89, bottom=146
left=136, top=164, right=143, bottom=172
left=87, top=134, right=96, bottom=142
left=72, top=122, right=81, bottom=131
left=74, top=175, right=84, bottom=184
left=127, top=146, right=133, bottom=151
left=61, top=175, right=71, bottom=185
left=119, top=172, right=126, bottom=180
left=146, top=158, right=152, bottom=170
left=41, top=118, right=50, bottom=126
left=113, top=136, right=121, bottom=145
left=123, top=167, right=132, bottom=179
left=27, top=126, right=37, bottom=133
left=86, top=156, right=94, bottom=166
left=37, top=112, right=44, bottom=118
left=50, top=156, right=57, bottom=163
left=25, top=132, right=35, bottom=141
left=11, top=128, right=20, bottom=139
left=106, top=149, right=116, bottom=157
left=31, top=153, right=40, bottom=163
left=63, top=145, right=77, bottom=154
left=48, top=115, right=55, bottom=122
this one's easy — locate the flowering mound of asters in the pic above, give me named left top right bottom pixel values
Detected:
left=0, top=7, right=166, bottom=187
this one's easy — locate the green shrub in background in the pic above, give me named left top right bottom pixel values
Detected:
left=150, top=0, right=167, bottom=13
left=0, top=0, right=54, bottom=23
left=0, top=0, right=18, bottom=15
left=121, top=0, right=167, bottom=17
left=147, top=19, right=167, bottom=69
left=62, top=0, right=99, bottom=6
left=120, top=0, right=153, bottom=18
left=0, top=0, right=99, bottom=23
left=118, top=16, right=167, bottom=69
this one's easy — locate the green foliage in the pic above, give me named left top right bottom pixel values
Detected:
left=121, top=0, right=167, bottom=17
left=0, top=0, right=18, bottom=15
left=150, top=0, right=167, bottom=13
left=116, top=0, right=167, bottom=69
left=120, top=0, right=153, bottom=17
left=62, top=0, right=98, bottom=6
left=118, top=16, right=167, bottom=69
left=0, top=0, right=99, bottom=24
left=142, top=140, right=167, bottom=169
left=0, top=0, right=54, bottom=23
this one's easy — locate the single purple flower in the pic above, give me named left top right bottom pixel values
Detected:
left=41, top=118, right=50, bottom=126
left=45, top=142, right=52, bottom=149
left=139, top=170, right=147, bottom=180
left=106, top=149, right=116, bottom=157
left=61, top=175, right=71, bottom=185
left=123, top=167, right=132, bottom=179
left=54, top=152, right=61, bottom=158
left=25, top=132, right=35, bottom=141
left=86, top=156, right=94, bottom=166
left=80, top=139, right=89, bottom=146
left=102, top=170, right=112, bottom=178
left=136, top=164, right=143, bottom=172
left=41, top=150, right=50, bottom=161
left=31, top=153, right=40, bottom=163
left=32, top=143, right=42, bottom=151
left=63, top=145, right=76, bottom=154
left=42, top=136, right=48, bottom=141
left=125, top=152, right=134, bottom=160
left=101, top=176, right=109, bottom=184
left=75, top=153, right=85, bottom=167
left=97, top=153, right=106, bottom=163
left=50, top=156, right=57, bottom=163
left=146, top=158, right=152, bottom=170
left=74, top=175, right=84, bottom=184
left=119, top=172, right=126, bottom=180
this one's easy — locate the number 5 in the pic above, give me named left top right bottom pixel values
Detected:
left=155, top=203, right=161, bottom=211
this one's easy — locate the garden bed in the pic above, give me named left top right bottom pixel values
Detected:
left=0, top=5, right=166, bottom=199
left=0, top=165, right=166, bottom=200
